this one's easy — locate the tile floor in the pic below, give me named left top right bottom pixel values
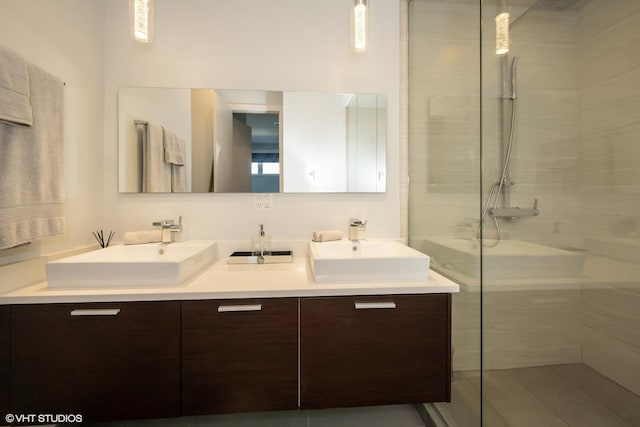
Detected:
left=435, top=363, right=640, bottom=427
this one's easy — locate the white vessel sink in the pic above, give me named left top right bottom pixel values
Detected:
left=309, top=240, right=430, bottom=282
left=46, top=240, right=217, bottom=288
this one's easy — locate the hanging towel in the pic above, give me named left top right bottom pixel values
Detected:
left=163, top=126, right=187, bottom=192
left=163, top=127, right=185, bottom=166
left=0, top=62, right=65, bottom=250
left=141, top=121, right=171, bottom=192
left=0, top=45, right=33, bottom=126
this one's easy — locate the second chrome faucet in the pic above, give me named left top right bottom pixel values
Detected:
left=349, top=218, right=367, bottom=241
left=152, top=216, right=183, bottom=243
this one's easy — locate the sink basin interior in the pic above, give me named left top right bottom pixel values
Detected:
left=46, top=240, right=217, bottom=288
left=309, top=240, right=430, bottom=282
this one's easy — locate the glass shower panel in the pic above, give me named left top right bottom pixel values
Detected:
left=480, top=0, right=640, bottom=425
left=408, top=0, right=482, bottom=425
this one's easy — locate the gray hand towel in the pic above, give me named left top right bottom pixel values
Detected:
left=0, top=62, right=65, bottom=249
left=0, top=45, right=34, bottom=126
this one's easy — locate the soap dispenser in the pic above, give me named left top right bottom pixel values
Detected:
left=252, top=224, right=271, bottom=257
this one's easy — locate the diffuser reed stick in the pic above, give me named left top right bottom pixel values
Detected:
left=93, top=230, right=115, bottom=248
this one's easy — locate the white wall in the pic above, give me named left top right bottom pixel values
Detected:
left=283, top=92, right=348, bottom=192
left=0, top=0, right=401, bottom=285
left=213, top=91, right=234, bottom=193
left=0, top=1, right=105, bottom=267
left=102, top=0, right=401, bottom=243
left=190, top=89, right=215, bottom=193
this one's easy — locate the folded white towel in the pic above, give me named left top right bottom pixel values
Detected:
left=0, top=45, right=33, bottom=126
left=163, top=127, right=185, bottom=165
left=171, top=163, right=187, bottom=193
left=123, top=230, right=162, bottom=245
left=312, top=230, right=343, bottom=242
left=162, top=127, right=187, bottom=192
left=142, top=122, right=171, bottom=192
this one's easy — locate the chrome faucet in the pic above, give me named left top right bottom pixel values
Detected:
left=349, top=218, right=367, bottom=241
left=152, top=216, right=182, bottom=243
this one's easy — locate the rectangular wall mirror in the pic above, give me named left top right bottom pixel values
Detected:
left=118, top=87, right=386, bottom=194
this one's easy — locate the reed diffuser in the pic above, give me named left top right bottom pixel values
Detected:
left=93, top=230, right=114, bottom=248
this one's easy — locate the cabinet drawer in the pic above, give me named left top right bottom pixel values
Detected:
left=300, top=294, right=451, bottom=409
left=182, top=298, right=298, bottom=415
left=11, top=301, right=180, bottom=422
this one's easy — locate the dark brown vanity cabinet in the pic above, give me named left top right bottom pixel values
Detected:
left=300, top=294, right=451, bottom=409
left=0, top=305, right=9, bottom=418
left=5, top=292, right=452, bottom=421
left=181, top=298, right=299, bottom=415
left=10, top=301, right=180, bottom=422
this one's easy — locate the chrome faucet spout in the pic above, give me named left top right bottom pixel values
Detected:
left=152, top=216, right=183, bottom=243
left=349, top=218, right=367, bottom=241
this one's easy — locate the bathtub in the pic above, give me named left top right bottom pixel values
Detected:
left=583, top=236, right=640, bottom=264
left=415, top=237, right=584, bottom=281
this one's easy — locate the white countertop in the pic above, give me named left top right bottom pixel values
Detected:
left=0, top=256, right=459, bottom=305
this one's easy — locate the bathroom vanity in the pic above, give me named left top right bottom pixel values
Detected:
left=0, top=305, right=9, bottom=418
left=10, top=302, right=181, bottom=421
left=0, top=251, right=457, bottom=423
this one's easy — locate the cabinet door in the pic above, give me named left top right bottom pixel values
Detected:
left=0, top=305, right=9, bottom=418
left=11, top=301, right=180, bottom=422
left=300, top=294, right=451, bottom=409
left=182, top=298, right=298, bottom=415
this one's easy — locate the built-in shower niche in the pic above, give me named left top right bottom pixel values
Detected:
left=416, top=238, right=584, bottom=283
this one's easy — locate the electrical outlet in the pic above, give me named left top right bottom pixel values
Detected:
left=255, top=194, right=273, bottom=211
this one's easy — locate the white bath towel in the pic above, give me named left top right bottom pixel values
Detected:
left=0, top=62, right=65, bottom=250
left=0, top=45, right=33, bottom=126
left=163, top=127, right=187, bottom=192
left=163, top=127, right=185, bottom=166
left=142, top=121, right=171, bottom=192
left=312, top=230, right=343, bottom=242
left=123, top=230, right=162, bottom=245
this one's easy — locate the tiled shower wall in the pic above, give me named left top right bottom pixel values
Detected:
left=578, top=0, right=640, bottom=396
left=408, top=0, right=481, bottom=372
left=409, top=0, right=640, bottom=391
left=481, top=4, right=583, bottom=371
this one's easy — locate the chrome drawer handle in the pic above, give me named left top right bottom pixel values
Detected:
left=218, top=304, right=263, bottom=313
left=354, top=302, right=397, bottom=310
left=70, top=309, right=121, bottom=316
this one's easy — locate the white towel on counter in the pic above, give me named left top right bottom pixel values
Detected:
left=141, top=121, right=172, bottom=192
left=0, top=45, right=33, bottom=126
left=0, top=62, right=65, bottom=250
left=123, top=230, right=162, bottom=245
left=312, top=230, right=343, bottom=242
left=162, top=126, right=187, bottom=192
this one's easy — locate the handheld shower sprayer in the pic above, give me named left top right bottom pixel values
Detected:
left=511, top=57, right=519, bottom=99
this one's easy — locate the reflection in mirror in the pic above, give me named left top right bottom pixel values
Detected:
left=282, top=92, right=386, bottom=192
left=237, top=113, right=280, bottom=193
left=212, top=90, right=283, bottom=193
left=118, top=88, right=385, bottom=193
